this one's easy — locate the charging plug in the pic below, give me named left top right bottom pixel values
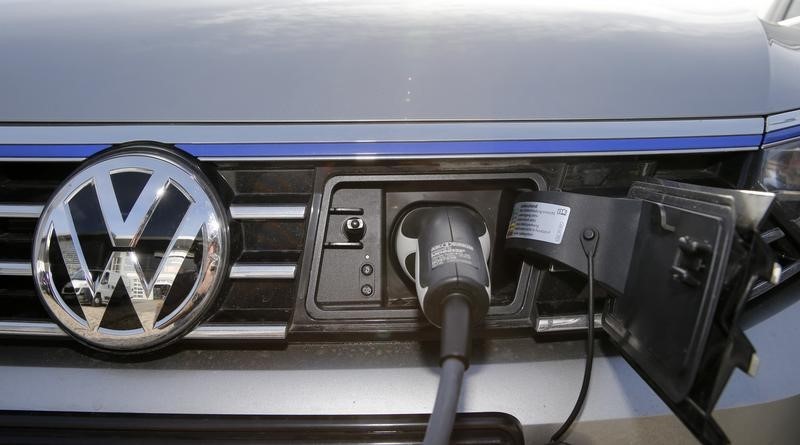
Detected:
left=394, top=206, right=491, bottom=445
left=395, top=206, right=491, bottom=329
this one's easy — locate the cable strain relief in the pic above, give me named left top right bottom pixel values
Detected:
left=439, top=293, right=473, bottom=369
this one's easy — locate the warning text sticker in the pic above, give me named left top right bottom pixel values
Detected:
left=506, top=201, right=571, bottom=244
left=430, top=241, right=477, bottom=269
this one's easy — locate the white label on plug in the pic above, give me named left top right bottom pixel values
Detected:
left=506, top=201, right=571, bottom=244
left=430, top=241, right=476, bottom=269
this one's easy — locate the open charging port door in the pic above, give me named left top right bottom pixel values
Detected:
left=506, top=180, right=777, bottom=445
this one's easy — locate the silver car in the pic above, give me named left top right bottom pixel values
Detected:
left=0, top=1, right=799, bottom=444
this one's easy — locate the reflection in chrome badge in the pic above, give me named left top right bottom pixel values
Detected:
left=32, top=150, right=228, bottom=352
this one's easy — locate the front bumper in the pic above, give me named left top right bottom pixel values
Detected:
left=1, top=278, right=798, bottom=444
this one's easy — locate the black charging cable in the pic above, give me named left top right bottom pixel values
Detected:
left=394, top=206, right=491, bottom=445
left=549, top=228, right=599, bottom=444
left=423, top=293, right=473, bottom=445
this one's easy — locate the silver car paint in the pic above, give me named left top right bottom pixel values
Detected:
left=0, top=0, right=799, bottom=122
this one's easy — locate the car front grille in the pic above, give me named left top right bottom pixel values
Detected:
left=0, top=161, right=315, bottom=341
left=1, top=150, right=798, bottom=343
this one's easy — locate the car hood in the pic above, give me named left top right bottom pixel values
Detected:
left=0, top=0, right=798, bottom=122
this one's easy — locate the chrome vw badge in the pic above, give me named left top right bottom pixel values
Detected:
left=32, top=149, right=228, bottom=352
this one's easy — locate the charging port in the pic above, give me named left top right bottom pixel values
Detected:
left=295, top=172, right=545, bottom=337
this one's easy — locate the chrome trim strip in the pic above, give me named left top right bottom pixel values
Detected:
left=0, top=321, right=288, bottom=340
left=185, top=324, right=287, bottom=340
left=0, top=157, right=83, bottom=162
left=229, top=263, right=297, bottom=279
left=0, top=119, right=765, bottom=144
left=767, top=110, right=800, bottom=132
left=229, top=204, right=306, bottom=220
left=535, top=314, right=603, bottom=333
left=0, top=204, right=43, bottom=218
left=198, top=146, right=759, bottom=162
left=0, top=321, right=66, bottom=337
left=0, top=262, right=32, bottom=276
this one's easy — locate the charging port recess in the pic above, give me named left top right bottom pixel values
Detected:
left=294, top=172, right=546, bottom=338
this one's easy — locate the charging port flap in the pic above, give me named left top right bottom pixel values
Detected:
left=610, top=181, right=776, bottom=445
left=506, top=180, right=776, bottom=445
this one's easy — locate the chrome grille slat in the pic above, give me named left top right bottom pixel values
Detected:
left=0, top=262, right=32, bottom=276
left=0, top=204, right=43, bottom=218
left=2, top=203, right=308, bottom=221
left=0, top=321, right=287, bottom=340
left=229, top=204, right=306, bottom=220
left=535, top=314, right=603, bottom=333
left=2, top=261, right=301, bottom=280
left=229, top=263, right=297, bottom=279
left=186, top=323, right=287, bottom=340
left=0, top=321, right=65, bottom=337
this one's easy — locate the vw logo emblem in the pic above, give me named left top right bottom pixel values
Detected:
left=32, top=148, right=228, bottom=352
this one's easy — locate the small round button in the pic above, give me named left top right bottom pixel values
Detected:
left=343, top=217, right=366, bottom=241
left=360, top=263, right=374, bottom=276
left=360, top=284, right=374, bottom=296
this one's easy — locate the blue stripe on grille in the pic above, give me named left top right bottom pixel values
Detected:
left=764, top=124, right=800, bottom=145
left=0, top=134, right=762, bottom=159
left=0, top=144, right=110, bottom=158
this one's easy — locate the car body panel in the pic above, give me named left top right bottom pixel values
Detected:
left=0, top=0, right=799, bottom=122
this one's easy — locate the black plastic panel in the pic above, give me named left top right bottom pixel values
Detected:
left=218, top=168, right=314, bottom=203
left=0, top=218, right=37, bottom=261
left=210, top=280, right=296, bottom=322
left=609, top=198, right=734, bottom=401
left=316, top=188, right=384, bottom=308
left=0, top=162, right=76, bottom=322
left=0, top=162, right=77, bottom=203
left=213, top=166, right=313, bottom=323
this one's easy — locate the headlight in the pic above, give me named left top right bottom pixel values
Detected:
left=760, top=140, right=800, bottom=240
left=761, top=140, right=800, bottom=191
